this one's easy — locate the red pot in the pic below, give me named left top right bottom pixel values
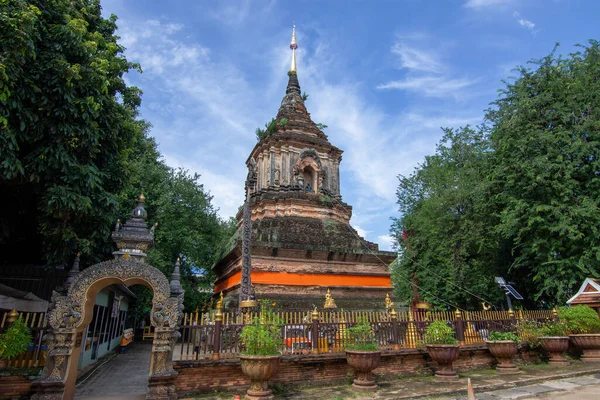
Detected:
left=345, top=350, right=381, bottom=392
left=570, top=334, right=600, bottom=363
left=426, top=345, right=460, bottom=380
left=240, top=354, right=281, bottom=399
left=539, top=336, right=570, bottom=366
left=486, top=341, right=519, bottom=373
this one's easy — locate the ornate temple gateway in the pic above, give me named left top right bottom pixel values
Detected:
left=213, top=26, right=396, bottom=310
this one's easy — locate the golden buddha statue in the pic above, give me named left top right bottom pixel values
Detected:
left=324, top=289, right=337, bottom=309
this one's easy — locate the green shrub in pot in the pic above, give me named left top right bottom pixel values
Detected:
left=346, top=318, right=380, bottom=351
left=424, top=320, right=459, bottom=345
left=558, top=305, right=600, bottom=334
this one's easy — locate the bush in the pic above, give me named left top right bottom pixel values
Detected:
left=345, top=318, right=379, bottom=351
left=542, top=320, right=569, bottom=337
left=240, top=301, right=283, bottom=356
left=488, top=331, right=520, bottom=342
left=0, top=318, right=32, bottom=360
left=558, top=305, right=600, bottom=334
left=516, top=320, right=543, bottom=346
left=423, top=320, right=458, bottom=345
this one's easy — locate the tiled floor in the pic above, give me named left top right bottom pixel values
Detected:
left=75, top=342, right=152, bottom=399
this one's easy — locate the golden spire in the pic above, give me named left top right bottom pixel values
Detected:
left=289, top=23, right=297, bottom=72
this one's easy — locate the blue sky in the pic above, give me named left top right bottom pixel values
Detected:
left=101, top=0, right=599, bottom=251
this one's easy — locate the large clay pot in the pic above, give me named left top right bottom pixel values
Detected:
left=570, top=334, right=600, bottom=362
left=426, top=345, right=460, bottom=380
left=486, top=341, right=519, bottom=373
left=239, top=354, right=281, bottom=400
left=539, top=336, right=570, bottom=366
left=0, top=359, right=6, bottom=369
left=345, top=350, right=382, bottom=392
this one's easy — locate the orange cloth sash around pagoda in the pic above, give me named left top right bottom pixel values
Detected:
left=214, top=270, right=392, bottom=293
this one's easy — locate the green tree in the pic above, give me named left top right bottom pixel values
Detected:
left=0, top=0, right=144, bottom=266
left=392, top=41, right=600, bottom=308
left=391, top=127, right=503, bottom=309
left=487, top=41, right=600, bottom=303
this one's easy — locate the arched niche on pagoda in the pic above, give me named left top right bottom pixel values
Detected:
left=293, top=148, right=325, bottom=193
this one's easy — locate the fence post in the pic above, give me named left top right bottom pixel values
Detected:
left=454, top=309, right=465, bottom=346
left=390, top=308, right=400, bottom=351
left=405, top=310, right=417, bottom=348
left=212, top=309, right=222, bottom=360
left=311, top=307, right=319, bottom=354
left=6, top=308, right=18, bottom=326
left=552, top=308, right=558, bottom=320
left=508, top=308, right=516, bottom=332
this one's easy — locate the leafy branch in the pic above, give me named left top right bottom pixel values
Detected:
left=255, top=118, right=288, bottom=141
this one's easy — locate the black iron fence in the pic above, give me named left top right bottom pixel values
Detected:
left=174, top=309, right=555, bottom=361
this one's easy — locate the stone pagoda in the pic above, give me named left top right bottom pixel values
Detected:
left=213, top=25, right=396, bottom=310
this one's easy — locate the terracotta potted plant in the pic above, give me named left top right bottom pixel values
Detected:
left=486, top=331, right=520, bottom=373
left=239, top=302, right=283, bottom=399
left=539, top=320, right=570, bottom=366
left=424, top=320, right=460, bottom=380
left=515, top=319, right=543, bottom=349
left=0, top=317, right=32, bottom=369
left=559, top=305, right=600, bottom=362
left=345, top=317, right=381, bottom=392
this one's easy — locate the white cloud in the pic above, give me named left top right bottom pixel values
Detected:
left=118, top=20, right=209, bottom=75
left=391, top=40, right=443, bottom=73
left=464, top=0, right=514, bottom=9
left=208, top=0, right=276, bottom=26
left=377, top=35, right=481, bottom=100
left=163, top=153, right=243, bottom=218
left=352, top=225, right=369, bottom=239
left=377, top=76, right=480, bottom=99
left=513, top=12, right=536, bottom=30
left=377, top=234, right=396, bottom=251
left=518, top=18, right=535, bottom=29
left=114, top=18, right=265, bottom=219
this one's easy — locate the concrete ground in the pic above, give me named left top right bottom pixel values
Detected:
left=75, top=342, right=152, bottom=399
left=535, top=383, right=600, bottom=399
left=187, top=362, right=600, bottom=399
left=436, top=376, right=600, bottom=399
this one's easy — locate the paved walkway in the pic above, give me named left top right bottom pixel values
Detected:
left=437, top=375, right=600, bottom=399
left=75, top=342, right=152, bottom=399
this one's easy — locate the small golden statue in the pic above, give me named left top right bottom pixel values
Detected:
left=482, top=302, right=491, bottom=311
left=324, top=289, right=337, bottom=309
left=215, top=292, right=224, bottom=310
left=385, top=293, right=395, bottom=310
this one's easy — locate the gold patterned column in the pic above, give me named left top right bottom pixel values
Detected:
left=405, top=311, right=418, bottom=349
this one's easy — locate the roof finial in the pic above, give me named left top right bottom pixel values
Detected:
left=170, top=256, right=184, bottom=296
left=289, top=22, right=297, bottom=73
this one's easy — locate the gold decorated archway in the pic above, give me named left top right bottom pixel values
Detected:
left=32, top=258, right=183, bottom=400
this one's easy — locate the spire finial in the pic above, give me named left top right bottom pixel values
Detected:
left=64, top=252, right=81, bottom=290
left=289, top=22, right=297, bottom=73
left=170, top=257, right=184, bottom=296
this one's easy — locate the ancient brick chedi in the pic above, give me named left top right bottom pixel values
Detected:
left=213, top=26, right=396, bottom=310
